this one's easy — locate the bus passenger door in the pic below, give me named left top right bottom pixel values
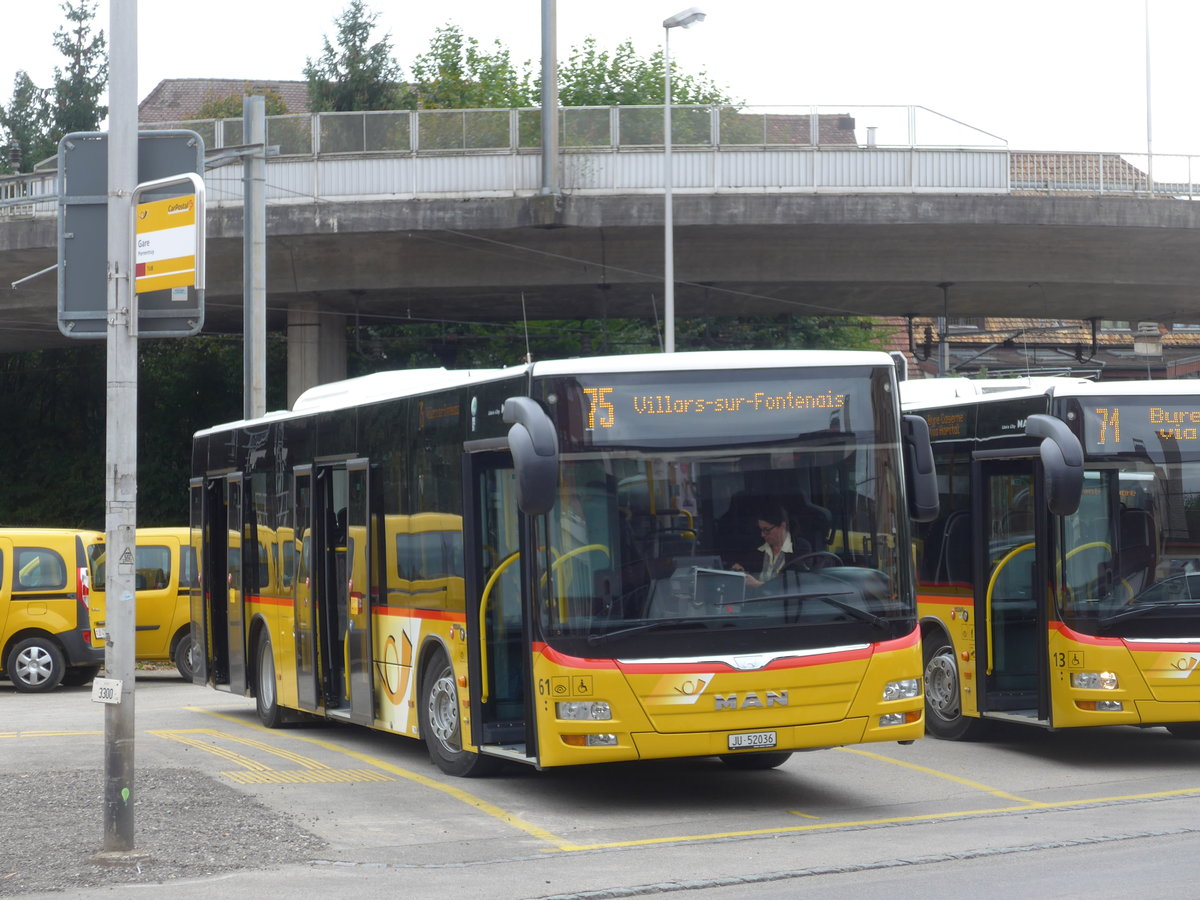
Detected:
left=292, top=466, right=320, bottom=712
left=188, top=479, right=208, bottom=686
left=315, top=464, right=351, bottom=716
left=344, top=459, right=376, bottom=726
left=974, top=458, right=1050, bottom=725
left=225, top=475, right=247, bottom=694
left=465, top=453, right=537, bottom=765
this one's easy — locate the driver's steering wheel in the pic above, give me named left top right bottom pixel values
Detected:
left=784, top=551, right=842, bottom=572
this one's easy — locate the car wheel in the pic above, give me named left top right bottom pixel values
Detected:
left=418, top=652, right=499, bottom=777
left=173, top=633, right=196, bottom=682
left=8, top=637, right=66, bottom=693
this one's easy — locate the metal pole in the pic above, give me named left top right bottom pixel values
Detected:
left=244, top=95, right=266, bottom=419
left=1145, top=0, right=1154, bottom=193
left=663, top=26, right=675, bottom=353
left=104, top=0, right=138, bottom=852
left=938, top=282, right=952, bottom=377
left=540, top=0, right=559, bottom=195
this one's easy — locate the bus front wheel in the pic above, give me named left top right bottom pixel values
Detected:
left=923, top=636, right=985, bottom=740
left=419, top=652, right=499, bottom=777
left=718, top=751, right=793, bottom=770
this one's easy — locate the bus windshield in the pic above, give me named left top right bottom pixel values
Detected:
left=536, top=435, right=913, bottom=659
left=1059, top=462, right=1200, bottom=637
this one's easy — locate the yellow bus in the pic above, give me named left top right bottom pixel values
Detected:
left=902, top=377, right=1200, bottom=739
left=191, top=351, right=938, bottom=775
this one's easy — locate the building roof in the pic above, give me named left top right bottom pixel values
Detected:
left=138, top=79, right=311, bottom=124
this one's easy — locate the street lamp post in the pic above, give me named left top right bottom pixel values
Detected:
left=662, top=6, right=705, bottom=353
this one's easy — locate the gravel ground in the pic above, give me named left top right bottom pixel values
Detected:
left=0, top=767, right=326, bottom=895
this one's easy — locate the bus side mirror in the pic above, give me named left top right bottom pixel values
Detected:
left=1025, top=414, right=1083, bottom=516
left=503, top=396, right=559, bottom=516
left=901, top=414, right=939, bottom=523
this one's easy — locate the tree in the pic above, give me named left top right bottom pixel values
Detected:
left=0, top=71, right=54, bottom=173
left=410, top=25, right=534, bottom=109
left=557, top=37, right=731, bottom=107
left=50, top=0, right=107, bottom=138
left=304, top=0, right=411, bottom=112
left=193, top=86, right=290, bottom=121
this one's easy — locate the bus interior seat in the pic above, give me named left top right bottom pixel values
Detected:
left=786, top=490, right=833, bottom=551
left=936, top=510, right=972, bottom=586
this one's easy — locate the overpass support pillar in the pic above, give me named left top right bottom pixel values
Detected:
left=287, top=300, right=347, bottom=407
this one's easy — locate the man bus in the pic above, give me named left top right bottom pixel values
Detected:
left=191, top=350, right=937, bottom=775
left=902, top=376, right=1200, bottom=740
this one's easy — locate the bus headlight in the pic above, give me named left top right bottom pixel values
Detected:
left=556, top=700, right=612, bottom=721
left=1071, top=672, right=1119, bottom=690
left=883, top=678, right=920, bottom=701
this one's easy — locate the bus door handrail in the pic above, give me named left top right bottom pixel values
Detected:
left=983, top=541, right=1035, bottom=676
left=478, top=550, right=522, bottom=704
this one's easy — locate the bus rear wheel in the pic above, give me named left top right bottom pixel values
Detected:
left=419, top=653, right=499, bottom=777
left=255, top=631, right=289, bottom=728
left=923, top=636, right=984, bottom=740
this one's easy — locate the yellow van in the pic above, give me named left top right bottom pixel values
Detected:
left=0, top=528, right=105, bottom=692
left=90, top=527, right=198, bottom=680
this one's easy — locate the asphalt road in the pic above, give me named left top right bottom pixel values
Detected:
left=3, top=668, right=1199, bottom=898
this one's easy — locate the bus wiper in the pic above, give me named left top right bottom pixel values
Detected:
left=808, top=594, right=890, bottom=629
left=1100, top=600, right=1200, bottom=628
left=586, top=616, right=715, bottom=646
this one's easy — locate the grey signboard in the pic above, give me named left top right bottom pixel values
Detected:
left=57, top=130, right=206, bottom=338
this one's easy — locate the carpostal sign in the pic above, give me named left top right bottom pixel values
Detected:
left=135, top=193, right=198, bottom=293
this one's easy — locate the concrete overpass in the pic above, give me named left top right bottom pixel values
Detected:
left=3, top=104, right=1199, bottom=396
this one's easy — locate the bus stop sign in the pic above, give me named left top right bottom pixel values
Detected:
left=57, top=130, right=206, bottom=338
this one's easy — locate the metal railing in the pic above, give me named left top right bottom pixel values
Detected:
left=3, top=105, right=1199, bottom=215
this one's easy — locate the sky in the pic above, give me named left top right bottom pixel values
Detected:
left=7, top=0, right=1200, bottom=156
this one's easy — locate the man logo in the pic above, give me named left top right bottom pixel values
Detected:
left=714, top=691, right=789, bottom=710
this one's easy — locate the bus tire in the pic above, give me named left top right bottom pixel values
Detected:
left=8, top=637, right=66, bottom=693
left=61, top=665, right=101, bottom=687
left=419, top=652, right=499, bottom=777
left=718, top=751, right=793, bottom=770
left=173, top=633, right=196, bottom=682
left=255, top=631, right=289, bottom=728
left=923, top=636, right=984, bottom=740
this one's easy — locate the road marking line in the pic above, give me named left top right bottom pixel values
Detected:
left=0, top=730, right=103, bottom=739
left=836, top=746, right=1040, bottom=804
left=187, top=707, right=576, bottom=851
left=223, top=768, right=395, bottom=785
left=550, top=789, right=1200, bottom=851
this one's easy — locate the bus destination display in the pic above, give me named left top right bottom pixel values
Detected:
left=547, top=370, right=884, bottom=446
left=1084, top=401, right=1200, bottom=454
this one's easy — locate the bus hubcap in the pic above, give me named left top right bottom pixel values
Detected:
left=925, top=649, right=961, bottom=720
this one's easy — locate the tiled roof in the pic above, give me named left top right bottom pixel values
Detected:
left=138, top=79, right=311, bottom=123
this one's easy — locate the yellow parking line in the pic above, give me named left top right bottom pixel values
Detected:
left=0, top=730, right=103, bottom=739
left=836, top=746, right=1041, bottom=804
left=550, top=787, right=1200, bottom=851
left=187, top=707, right=576, bottom=851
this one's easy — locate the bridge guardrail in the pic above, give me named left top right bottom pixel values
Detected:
left=3, top=105, right=1199, bottom=212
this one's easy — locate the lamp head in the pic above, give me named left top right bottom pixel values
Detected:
left=663, top=6, right=706, bottom=29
